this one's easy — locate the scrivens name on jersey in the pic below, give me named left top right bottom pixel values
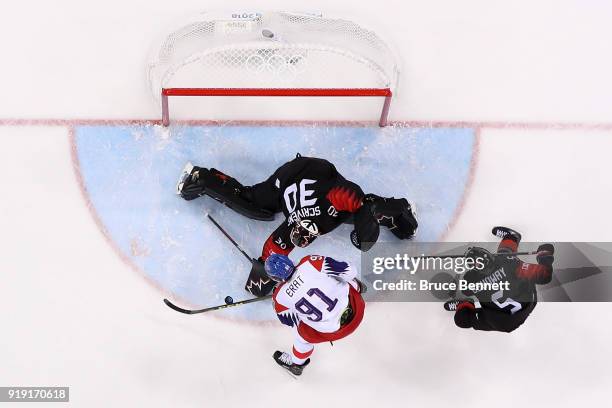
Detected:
left=287, top=207, right=321, bottom=226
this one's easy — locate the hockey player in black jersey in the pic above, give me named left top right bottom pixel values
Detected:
left=176, top=154, right=418, bottom=297
left=444, top=226, right=554, bottom=333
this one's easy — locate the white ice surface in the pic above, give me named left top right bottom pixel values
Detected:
left=1, top=1, right=612, bottom=407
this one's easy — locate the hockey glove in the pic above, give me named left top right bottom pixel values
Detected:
left=245, top=257, right=276, bottom=297
left=373, top=196, right=418, bottom=239
left=536, top=244, right=555, bottom=267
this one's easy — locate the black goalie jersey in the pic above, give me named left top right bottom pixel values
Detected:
left=243, top=155, right=365, bottom=259
left=178, top=154, right=418, bottom=259
left=178, top=154, right=419, bottom=296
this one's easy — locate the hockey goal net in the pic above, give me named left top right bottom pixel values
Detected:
left=148, top=11, right=400, bottom=126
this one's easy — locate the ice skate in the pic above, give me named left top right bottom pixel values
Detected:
left=273, top=351, right=310, bottom=377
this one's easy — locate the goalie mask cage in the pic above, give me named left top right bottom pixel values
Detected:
left=147, top=12, right=400, bottom=126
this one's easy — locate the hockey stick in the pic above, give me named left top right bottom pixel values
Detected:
left=207, top=213, right=253, bottom=263
left=417, top=250, right=541, bottom=259
left=163, top=296, right=272, bottom=314
left=164, top=215, right=268, bottom=315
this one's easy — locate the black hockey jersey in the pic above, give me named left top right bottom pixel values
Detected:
left=247, top=155, right=364, bottom=259
left=459, top=239, right=553, bottom=332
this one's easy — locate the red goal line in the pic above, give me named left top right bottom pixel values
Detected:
left=161, top=87, right=393, bottom=127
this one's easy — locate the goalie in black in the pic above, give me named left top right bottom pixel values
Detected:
left=177, top=154, right=418, bottom=297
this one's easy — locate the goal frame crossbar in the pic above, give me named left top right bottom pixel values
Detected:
left=161, top=87, right=393, bottom=127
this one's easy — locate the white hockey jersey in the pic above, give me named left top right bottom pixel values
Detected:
left=273, top=255, right=358, bottom=333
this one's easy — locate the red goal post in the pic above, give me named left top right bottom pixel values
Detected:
left=149, top=12, right=399, bottom=127
left=161, top=87, right=393, bottom=126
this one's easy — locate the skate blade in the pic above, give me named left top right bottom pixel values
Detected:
left=176, top=162, right=194, bottom=195
left=277, top=366, right=298, bottom=380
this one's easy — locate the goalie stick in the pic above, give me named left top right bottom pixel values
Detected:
left=207, top=213, right=253, bottom=263
left=163, top=213, right=271, bottom=314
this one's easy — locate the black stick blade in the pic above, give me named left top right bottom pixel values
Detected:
left=163, top=298, right=199, bottom=314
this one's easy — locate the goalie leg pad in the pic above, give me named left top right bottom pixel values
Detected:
left=178, top=165, right=274, bottom=221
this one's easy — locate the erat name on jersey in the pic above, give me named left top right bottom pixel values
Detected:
left=284, top=275, right=305, bottom=298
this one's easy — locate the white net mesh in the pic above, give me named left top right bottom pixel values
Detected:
left=147, top=12, right=400, bottom=102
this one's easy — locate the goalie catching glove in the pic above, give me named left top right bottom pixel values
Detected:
left=350, top=194, right=418, bottom=251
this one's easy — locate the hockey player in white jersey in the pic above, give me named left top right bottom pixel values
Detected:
left=265, top=253, right=366, bottom=376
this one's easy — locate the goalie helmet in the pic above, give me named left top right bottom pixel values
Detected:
left=264, top=254, right=295, bottom=282
left=290, top=219, right=320, bottom=248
